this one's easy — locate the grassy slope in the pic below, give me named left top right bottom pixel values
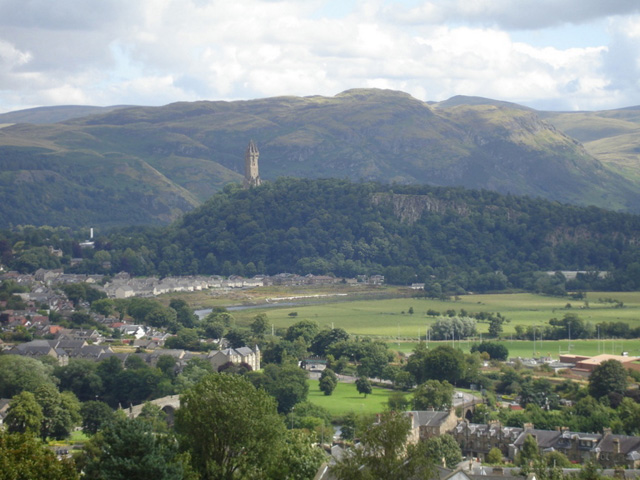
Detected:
left=543, top=108, right=640, bottom=184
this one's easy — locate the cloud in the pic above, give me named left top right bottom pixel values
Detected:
left=0, top=0, right=639, bottom=112
left=391, top=0, right=640, bottom=30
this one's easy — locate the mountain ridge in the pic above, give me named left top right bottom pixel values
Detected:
left=1, top=89, right=640, bottom=227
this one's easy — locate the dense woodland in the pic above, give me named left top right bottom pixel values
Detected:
left=3, top=178, right=640, bottom=293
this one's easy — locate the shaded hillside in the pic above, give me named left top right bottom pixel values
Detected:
left=1, top=89, right=640, bottom=227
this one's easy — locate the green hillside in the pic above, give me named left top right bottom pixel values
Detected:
left=4, top=178, right=640, bottom=294
left=542, top=106, right=640, bottom=183
left=1, top=89, right=640, bottom=227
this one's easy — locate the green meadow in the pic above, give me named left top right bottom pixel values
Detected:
left=231, top=291, right=640, bottom=359
left=305, top=379, right=396, bottom=416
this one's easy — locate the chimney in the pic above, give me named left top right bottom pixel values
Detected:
left=613, top=438, right=620, bottom=454
left=523, top=423, right=534, bottom=430
left=603, top=427, right=612, bottom=436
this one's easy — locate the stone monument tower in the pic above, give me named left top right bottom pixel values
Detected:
left=243, top=140, right=261, bottom=188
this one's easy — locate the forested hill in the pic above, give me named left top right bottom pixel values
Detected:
left=78, top=178, right=640, bottom=293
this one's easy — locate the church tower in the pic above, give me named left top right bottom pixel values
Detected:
left=243, top=140, right=261, bottom=188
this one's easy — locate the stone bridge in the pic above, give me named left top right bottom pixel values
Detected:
left=453, top=394, right=484, bottom=421
left=127, top=395, right=181, bottom=424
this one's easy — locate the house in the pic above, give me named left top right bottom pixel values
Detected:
left=119, top=324, right=146, bottom=339
left=597, top=429, right=640, bottom=469
left=451, top=420, right=523, bottom=461
left=208, top=345, right=261, bottom=371
left=8, top=340, right=69, bottom=366
left=406, top=409, right=459, bottom=444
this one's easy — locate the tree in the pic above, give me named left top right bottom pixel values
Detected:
left=0, top=430, right=79, bottom=480
left=175, top=373, right=286, bottom=480
left=81, top=417, right=187, bottom=480
left=250, top=364, right=309, bottom=413
left=268, top=429, right=326, bottom=480
left=588, top=359, right=628, bottom=398
left=543, top=450, right=572, bottom=468
left=224, top=328, right=250, bottom=348
left=5, top=391, right=43, bottom=435
left=406, top=344, right=465, bottom=385
left=412, top=380, right=454, bottom=411
left=285, top=319, right=320, bottom=344
left=420, top=433, right=462, bottom=469
left=54, top=359, right=104, bottom=402
left=0, top=355, right=56, bottom=398
left=470, top=341, right=508, bottom=361
left=319, top=368, right=338, bottom=396
left=165, top=328, right=201, bottom=351
left=330, top=411, right=433, bottom=480
left=250, top=313, right=269, bottom=337
left=618, top=397, right=640, bottom=435
left=170, top=298, right=197, bottom=328
left=356, top=376, right=372, bottom=398
left=387, top=392, right=410, bottom=411
left=486, top=447, right=503, bottom=464
left=138, top=402, right=170, bottom=434
left=34, top=384, right=81, bottom=440
left=81, top=400, right=114, bottom=435
left=516, top=434, right=540, bottom=466
left=311, top=328, right=350, bottom=356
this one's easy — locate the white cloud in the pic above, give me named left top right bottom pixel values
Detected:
left=0, top=0, right=639, bottom=112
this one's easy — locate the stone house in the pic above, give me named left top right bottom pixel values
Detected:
left=452, top=420, right=523, bottom=461
left=406, top=409, right=459, bottom=444
left=208, top=345, right=261, bottom=371
left=597, top=429, right=640, bottom=469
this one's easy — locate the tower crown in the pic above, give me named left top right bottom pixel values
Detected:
left=243, top=140, right=261, bottom=188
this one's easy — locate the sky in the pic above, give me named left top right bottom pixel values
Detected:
left=1, top=0, right=640, bottom=114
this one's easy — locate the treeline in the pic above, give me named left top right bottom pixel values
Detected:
left=4, top=178, right=640, bottom=293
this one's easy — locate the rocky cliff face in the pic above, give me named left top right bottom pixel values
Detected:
left=371, top=192, right=470, bottom=224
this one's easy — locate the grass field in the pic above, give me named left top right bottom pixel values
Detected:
left=222, top=290, right=640, bottom=359
left=306, top=379, right=396, bottom=416
left=231, top=292, right=640, bottom=335
left=389, top=338, right=640, bottom=358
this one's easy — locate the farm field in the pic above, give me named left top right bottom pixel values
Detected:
left=305, top=379, right=396, bottom=416
left=224, top=291, right=640, bottom=359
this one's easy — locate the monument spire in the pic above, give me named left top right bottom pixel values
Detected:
left=243, top=140, right=261, bottom=188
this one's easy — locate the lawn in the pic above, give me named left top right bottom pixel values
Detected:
left=305, top=379, right=396, bottom=416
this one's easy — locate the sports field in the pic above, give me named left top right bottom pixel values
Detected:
left=229, top=291, right=640, bottom=359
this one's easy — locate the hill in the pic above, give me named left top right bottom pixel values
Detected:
left=1, top=89, right=640, bottom=227
left=0, top=105, right=131, bottom=125
left=6, top=178, right=628, bottom=293
left=541, top=106, right=640, bottom=184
